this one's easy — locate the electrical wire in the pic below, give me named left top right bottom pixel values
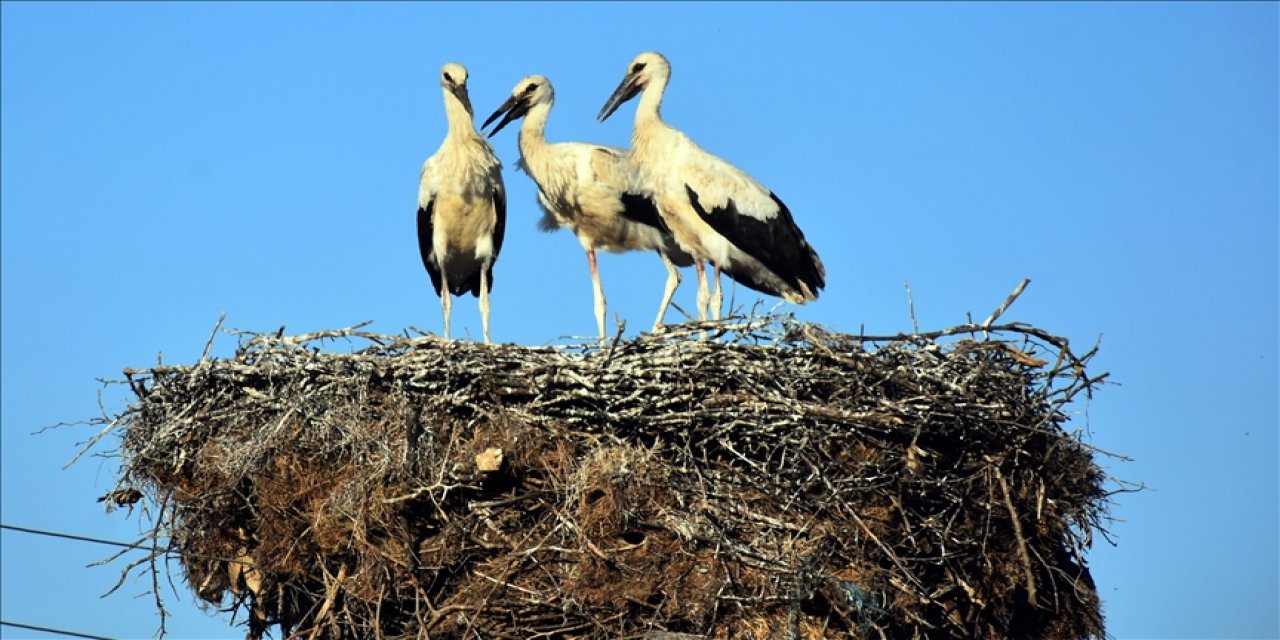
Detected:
left=1, top=522, right=251, bottom=567
left=0, top=620, right=116, bottom=640
left=0, top=523, right=156, bottom=551
left=0, top=524, right=144, bottom=640
left=0, top=523, right=227, bottom=640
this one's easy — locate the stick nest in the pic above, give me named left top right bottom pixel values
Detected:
left=105, top=315, right=1112, bottom=639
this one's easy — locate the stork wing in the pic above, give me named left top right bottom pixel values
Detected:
left=476, top=163, right=507, bottom=297
left=586, top=146, right=668, bottom=233
left=491, top=187, right=507, bottom=258
left=685, top=183, right=825, bottom=300
left=619, top=192, right=666, bottom=232
left=416, top=198, right=444, bottom=297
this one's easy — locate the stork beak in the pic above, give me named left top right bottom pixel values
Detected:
left=450, top=82, right=474, bottom=118
left=482, top=95, right=529, bottom=138
left=598, top=74, right=642, bottom=122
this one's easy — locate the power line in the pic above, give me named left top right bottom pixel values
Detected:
left=0, top=620, right=116, bottom=640
left=1, top=522, right=251, bottom=567
left=0, top=525, right=214, bottom=640
left=0, top=523, right=158, bottom=551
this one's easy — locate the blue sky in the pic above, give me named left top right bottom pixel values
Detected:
left=2, top=2, right=1276, bottom=638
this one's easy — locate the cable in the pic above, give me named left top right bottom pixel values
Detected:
left=1, top=526, right=194, bottom=640
left=0, top=620, right=116, bottom=640
left=1, top=522, right=250, bottom=567
left=0, top=523, right=161, bottom=551
left=0, top=526, right=141, bottom=640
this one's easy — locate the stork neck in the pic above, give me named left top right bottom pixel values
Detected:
left=519, top=101, right=551, bottom=151
left=634, top=75, right=667, bottom=128
left=443, top=89, right=478, bottom=140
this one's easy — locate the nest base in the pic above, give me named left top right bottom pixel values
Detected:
left=106, top=316, right=1110, bottom=639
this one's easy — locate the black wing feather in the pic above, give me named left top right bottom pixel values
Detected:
left=491, top=189, right=507, bottom=259
left=619, top=192, right=667, bottom=233
left=685, top=185, right=825, bottom=298
left=622, top=192, right=694, bottom=267
left=417, top=199, right=444, bottom=298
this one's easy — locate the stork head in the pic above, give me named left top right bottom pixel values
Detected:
left=482, top=75, right=554, bottom=138
left=440, top=62, right=473, bottom=117
left=598, top=51, right=669, bottom=122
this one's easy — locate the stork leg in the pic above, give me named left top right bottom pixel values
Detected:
left=439, top=272, right=452, bottom=339
left=587, top=248, right=607, bottom=340
left=651, top=252, right=682, bottom=333
left=694, top=260, right=710, bottom=322
left=710, top=264, right=723, bottom=321
left=479, top=263, right=492, bottom=345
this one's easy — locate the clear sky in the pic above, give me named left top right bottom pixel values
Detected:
left=2, top=2, right=1276, bottom=639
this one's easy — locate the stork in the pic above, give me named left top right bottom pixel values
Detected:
left=598, top=52, right=825, bottom=321
left=482, top=74, right=693, bottom=339
left=417, top=62, right=506, bottom=344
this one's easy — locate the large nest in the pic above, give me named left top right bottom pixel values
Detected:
left=101, top=313, right=1112, bottom=639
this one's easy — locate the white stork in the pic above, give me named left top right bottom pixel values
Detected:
left=598, top=52, right=825, bottom=321
left=481, top=74, right=693, bottom=338
left=418, top=62, right=506, bottom=344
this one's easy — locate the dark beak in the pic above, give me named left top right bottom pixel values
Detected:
left=482, top=95, right=529, bottom=138
left=450, top=83, right=473, bottom=117
left=598, top=74, right=642, bottom=122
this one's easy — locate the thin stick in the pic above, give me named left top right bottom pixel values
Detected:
left=63, top=417, right=120, bottom=470
left=201, top=312, right=227, bottom=362
left=982, top=279, right=1031, bottom=334
left=309, top=562, right=348, bottom=639
left=993, top=464, right=1038, bottom=607
left=855, top=321, right=1063, bottom=348
left=904, top=281, right=920, bottom=335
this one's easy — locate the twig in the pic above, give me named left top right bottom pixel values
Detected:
left=992, top=463, right=1038, bottom=607
left=201, top=313, right=227, bottom=362
left=308, top=562, right=347, bottom=639
left=64, top=417, right=121, bottom=470
left=983, top=279, right=1031, bottom=330
left=147, top=495, right=171, bottom=639
left=904, top=281, right=920, bottom=335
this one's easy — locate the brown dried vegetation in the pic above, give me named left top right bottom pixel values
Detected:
left=103, top=315, right=1112, bottom=639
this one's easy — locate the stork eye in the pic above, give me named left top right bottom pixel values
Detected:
left=443, top=72, right=454, bottom=83
left=631, top=62, right=647, bottom=73
left=525, top=83, right=537, bottom=94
